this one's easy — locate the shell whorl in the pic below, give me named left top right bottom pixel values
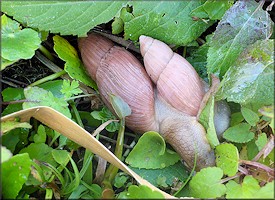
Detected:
left=79, top=34, right=158, bottom=133
left=139, top=35, right=205, bottom=116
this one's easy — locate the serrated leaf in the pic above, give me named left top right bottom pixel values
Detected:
left=1, top=14, right=41, bottom=64
left=130, top=161, right=189, bottom=187
left=118, top=185, right=164, bottom=199
left=53, top=35, right=97, bottom=89
left=215, top=143, right=239, bottom=176
left=126, top=131, right=180, bottom=169
left=1, top=146, right=13, bottom=163
left=216, top=40, right=274, bottom=112
left=2, top=153, right=32, bottom=199
left=226, top=176, right=274, bottom=198
left=23, top=86, right=71, bottom=118
left=223, top=123, right=254, bottom=143
left=255, top=133, right=268, bottom=151
left=1, top=121, right=32, bottom=134
left=60, top=80, right=82, bottom=99
left=2, top=1, right=125, bottom=36
left=230, top=112, right=244, bottom=126
left=122, top=1, right=214, bottom=45
left=206, top=1, right=272, bottom=77
left=189, top=167, right=226, bottom=198
left=241, top=107, right=260, bottom=126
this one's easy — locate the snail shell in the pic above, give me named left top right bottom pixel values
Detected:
left=79, top=33, right=159, bottom=133
left=140, top=35, right=205, bottom=116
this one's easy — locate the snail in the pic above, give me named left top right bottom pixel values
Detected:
left=78, top=33, right=230, bottom=170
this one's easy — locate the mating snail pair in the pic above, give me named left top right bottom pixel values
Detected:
left=78, top=33, right=230, bottom=170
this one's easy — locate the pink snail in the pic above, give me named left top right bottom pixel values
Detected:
left=78, top=33, right=230, bottom=170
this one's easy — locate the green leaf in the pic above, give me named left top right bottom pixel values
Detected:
left=60, top=80, right=82, bottom=99
left=20, top=143, right=57, bottom=167
left=114, top=173, right=129, bottom=188
left=255, top=133, right=268, bottom=151
left=33, top=124, right=47, bottom=144
left=130, top=161, right=189, bottom=187
left=226, top=176, right=274, bottom=198
left=1, top=146, right=13, bottom=163
left=1, top=14, right=41, bottom=64
left=1, top=87, right=25, bottom=116
left=215, top=143, right=239, bottom=176
left=198, top=96, right=219, bottom=148
left=122, top=1, right=214, bottom=45
left=189, top=167, right=226, bottom=198
left=206, top=1, right=273, bottom=77
left=217, top=39, right=274, bottom=112
left=191, top=0, right=234, bottom=20
left=1, top=121, right=32, bottom=134
left=53, top=35, right=97, bottom=89
left=112, top=17, right=124, bottom=35
left=2, top=153, right=32, bottom=199
left=118, top=185, right=164, bottom=199
left=91, top=107, right=119, bottom=132
left=223, top=123, right=254, bottom=143
left=109, top=94, right=131, bottom=119
left=23, top=86, right=71, bottom=118
left=52, top=149, right=70, bottom=166
left=126, top=131, right=180, bottom=169
left=2, top=1, right=125, bottom=36
left=241, top=107, right=260, bottom=126
left=230, top=112, right=244, bottom=126
left=39, top=80, right=64, bottom=98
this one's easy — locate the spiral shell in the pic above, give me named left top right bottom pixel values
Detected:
left=139, top=35, right=205, bottom=116
left=78, top=33, right=158, bottom=133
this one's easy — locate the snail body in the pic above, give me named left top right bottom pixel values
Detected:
left=78, top=33, right=230, bottom=170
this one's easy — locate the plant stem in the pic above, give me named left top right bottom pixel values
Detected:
left=102, top=118, right=125, bottom=195
left=29, top=70, right=66, bottom=87
left=39, top=44, right=55, bottom=62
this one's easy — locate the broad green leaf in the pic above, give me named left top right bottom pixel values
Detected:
left=1, top=146, right=13, bottom=163
left=117, top=185, right=164, bottom=199
left=122, top=1, right=214, bottom=45
left=226, top=176, right=273, bottom=198
left=52, top=149, right=70, bottom=166
left=255, top=133, right=268, bottom=151
left=198, top=96, right=219, bottom=148
left=126, top=131, right=180, bottom=169
left=1, top=57, right=16, bottom=70
left=130, top=161, right=189, bottom=187
left=23, top=86, right=71, bottom=118
left=206, top=1, right=273, bottom=77
left=230, top=112, right=244, bottom=126
left=60, top=80, right=82, bottom=99
left=109, top=94, right=131, bottom=119
left=2, top=1, right=125, bottom=36
left=1, top=87, right=25, bottom=116
left=223, top=123, right=254, bottom=143
left=1, top=14, right=41, bottom=67
left=1, top=121, right=32, bottom=134
left=191, top=0, right=234, bottom=20
left=189, top=167, right=226, bottom=198
left=241, top=107, right=259, bottom=126
left=2, top=153, right=32, bottom=199
left=216, top=40, right=274, bottom=112
left=215, top=143, right=239, bottom=176
left=33, top=124, right=47, bottom=144
left=20, top=143, right=57, bottom=167
left=53, top=35, right=97, bottom=89
left=39, top=80, right=64, bottom=98
left=186, top=35, right=211, bottom=81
